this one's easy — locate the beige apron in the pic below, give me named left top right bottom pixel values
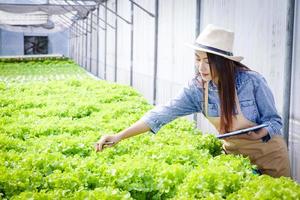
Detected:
left=203, top=82, right=290, bottom=178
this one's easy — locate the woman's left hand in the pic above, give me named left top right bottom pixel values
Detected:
left=230, top=128, right=268, bottom=140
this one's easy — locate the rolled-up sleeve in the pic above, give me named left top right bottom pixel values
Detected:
left=141, top=80, right=202, bottom=134
left=254, top=75, right=283, bottom=138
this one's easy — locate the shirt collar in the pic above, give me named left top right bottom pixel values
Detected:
left=208, top=80, right=218, bottom=91
left=208, top=70, right=243, bottom=91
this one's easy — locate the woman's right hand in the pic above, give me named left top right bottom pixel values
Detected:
left=94, top=120, right=151, bottom=152
left=95, top=134, right=122, bottom=152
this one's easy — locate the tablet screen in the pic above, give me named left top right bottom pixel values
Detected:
left=217, top=124, right=268, bottom=139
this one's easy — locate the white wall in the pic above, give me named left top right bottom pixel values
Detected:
left=0, top=30, right=24, bottom=55
left=131, top=0, right=155, bottom=104
left=155, top=0, right=197, bottom=122
left=90, top=9, right=99, bottom=76
left=98, top=5, right=107, bottom=79
left=116, top=0, right=131, bottom=85
left=290, top=0, right=300, bottom=184
left=48, top=30, right=69, bottom=56
left=0, top=29, right=69, bottom=56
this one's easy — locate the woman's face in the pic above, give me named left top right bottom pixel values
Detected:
left=195, top=51, right=212, bottom=82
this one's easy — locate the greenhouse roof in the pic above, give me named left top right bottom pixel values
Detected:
left=0, top=0, right=102, bottom=33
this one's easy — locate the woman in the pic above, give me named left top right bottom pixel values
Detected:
left=95, top=24, right=290, bottom=178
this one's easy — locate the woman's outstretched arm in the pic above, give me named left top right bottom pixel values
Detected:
left=95, top=120, right=150, bottom=152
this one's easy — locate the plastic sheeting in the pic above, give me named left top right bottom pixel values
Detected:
left=0, top=1, right=97, bottom=33
left=0, top=10, right=78, bottom=33
left=0, top=4, right=93, bottom=18
left=0, top=10, right=48, bottom=25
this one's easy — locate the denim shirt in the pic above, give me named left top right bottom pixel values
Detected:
left=141, top=70, right=282, bottom=139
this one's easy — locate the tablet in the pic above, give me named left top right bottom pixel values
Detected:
left=217, top=124, right=268, bottom=139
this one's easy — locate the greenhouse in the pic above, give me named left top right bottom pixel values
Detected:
left=0, top=0, right=300, bottom=199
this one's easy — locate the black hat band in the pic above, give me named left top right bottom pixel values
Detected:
left=194, top=43, right=233, bottom=56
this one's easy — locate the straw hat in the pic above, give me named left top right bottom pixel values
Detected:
left=186, top=24, right=243, bottom=62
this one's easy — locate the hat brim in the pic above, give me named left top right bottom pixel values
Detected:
left=185, top=43, right=243, bottom=62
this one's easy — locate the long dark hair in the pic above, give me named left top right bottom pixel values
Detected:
left=206, top=52, right=249, bottom=133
